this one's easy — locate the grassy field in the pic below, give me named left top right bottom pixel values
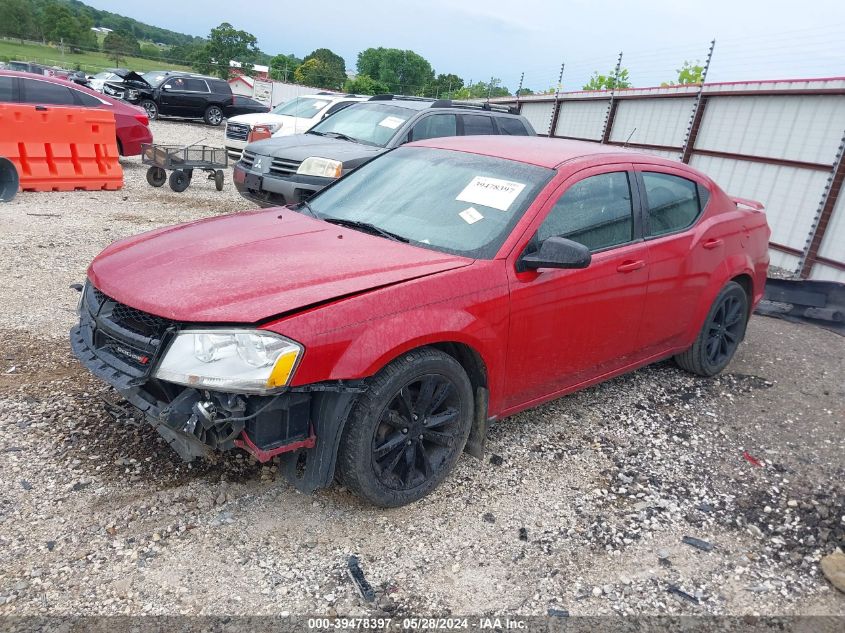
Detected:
left=0, top=39, right=191, bottom=74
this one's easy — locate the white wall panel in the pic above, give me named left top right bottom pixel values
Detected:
left=519, top=102, right=555, bottom=135
left=554, top=100, right=608, bottom=140
left=695, top=95, right=845, bottom=165
left=609, top=98, right=695, bottom=147
left=810, top=263, right=845, bottom=282
left=817, top=183, right=845, bottom=261
left=689, top=155, right=828, bottom=251
left=769, top=250, right=801, bottom=272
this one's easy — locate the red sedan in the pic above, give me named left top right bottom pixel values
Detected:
left=71, top=136, right=770, bottom=506
left=0, top=70, right=152, bottom=155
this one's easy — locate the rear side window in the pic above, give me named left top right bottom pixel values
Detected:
left=323, top=101, right=355, bottom=117
left=182, top=78, right=209, bottom=92
left=22, top=79, right=76, bottom=105
left=539, top=171, right=634, bottom=251
left=462, top=115, right=495, bottom=135
left=0, top=76, right=14, bottom=102
left=410, top=114, right=457, bottom=141
left=642, top=172, right=702, bottom=236
left=75, top=91, right=102, bottom=107
left=497, top=117, right=529, bottom=136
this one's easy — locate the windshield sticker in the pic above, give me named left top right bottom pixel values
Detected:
left=378, top=116, right=406, bottom=129
left=456, top=176, right=526, bottom=211
left=459, top=207, right=484, bottom=225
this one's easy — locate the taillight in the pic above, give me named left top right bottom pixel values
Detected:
left=134, top=113, right=149, bottom=126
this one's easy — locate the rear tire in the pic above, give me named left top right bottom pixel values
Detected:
left=337, top=348, right=474, bottom=507
left=675, top=281, right=749, bottom=376
left=204, top=105, right=224, bottom=126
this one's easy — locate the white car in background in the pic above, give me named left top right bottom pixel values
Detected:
left=223, top=93, right=367, bottom=160
left=88, top=70, right=125, bottom=92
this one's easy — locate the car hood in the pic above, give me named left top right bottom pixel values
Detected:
left=88, top=208, right=471, bottom=323
left=110, top=69, right=150, bottom=86
left=228, top=113, right=295, bottom=126
left=246, top=133, right=384, bottom=163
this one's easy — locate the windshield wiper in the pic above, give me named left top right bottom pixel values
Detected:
left=323, top=218, right=409, bottom=243
left=306, top=130, right=326, bottom=136
left=292, top=199, right=320, bottom=218
left=323, top=131, right=361, bottom=144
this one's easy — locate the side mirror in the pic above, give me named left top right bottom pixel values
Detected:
left=519, top=236, right=591, bottom=271
left=162, top=84, right=171, bottom=91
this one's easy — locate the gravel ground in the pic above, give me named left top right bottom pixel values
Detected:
left=0, top=119, right=843, bottom=618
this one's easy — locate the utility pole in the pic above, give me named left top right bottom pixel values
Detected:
left=680, top=38, right=716, bottom=163
left=487, top=76, right=495, bottom=102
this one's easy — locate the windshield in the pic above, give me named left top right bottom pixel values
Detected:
left=271, top=97, right=333, bottom=118
left=142, top=71, right=169, bottom=87
left=309, top=103, right=412, bottom=147
left=308, top=147, right=553, bottom=259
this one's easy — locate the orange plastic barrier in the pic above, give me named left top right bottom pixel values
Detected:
left=0, top=104, right=123, bottom=192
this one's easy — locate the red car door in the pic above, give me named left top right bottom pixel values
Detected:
left=633, top=165, right=729, bottom=355
left=503, top=164, right=650, bottom=411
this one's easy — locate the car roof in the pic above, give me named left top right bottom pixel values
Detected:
left=407, top=135, right=686, bottom=170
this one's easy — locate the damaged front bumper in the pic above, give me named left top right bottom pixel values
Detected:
left=69, top=283, right=362, bottom=493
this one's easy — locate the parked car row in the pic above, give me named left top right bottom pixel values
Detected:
left=232, top=94, right=536, bottom=206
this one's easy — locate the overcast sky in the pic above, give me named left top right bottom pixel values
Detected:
left=85, top=0, right=845, bottom=90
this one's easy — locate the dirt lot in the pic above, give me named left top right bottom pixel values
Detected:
left=0, top=119, right=843, bottom=618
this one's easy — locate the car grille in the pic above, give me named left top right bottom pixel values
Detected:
left=239, top=150, right=256, bottom=169
left=270, top=157, right=301, bottom=177
left=226, top=122, right=250, bottom=141
left=81, top=283, right=175, bottom=375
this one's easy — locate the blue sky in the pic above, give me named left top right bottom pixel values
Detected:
left=85, top=0, right=845, bottom=90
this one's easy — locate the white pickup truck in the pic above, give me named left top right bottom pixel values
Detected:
left=223, top=93, right=367, bottom=161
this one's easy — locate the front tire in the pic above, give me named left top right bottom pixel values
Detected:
left=204, top=105, right=223, bottom=126
left=140, top=99, right=158, bottom=120
left=675, top=281, right=749, bottom=376
left=168, top=169, right=190, bottom=192
left=337, top=348, right=474, bottom=507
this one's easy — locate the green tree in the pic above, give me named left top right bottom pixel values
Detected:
left=356, top=47, right=435, bottom=95
left=139, top=43, right=160, bottom=60
left=452, top=78, right=510, bottom=99
left=193, top=22, right=259, bottom=79
left=42, top=1, right=97, bottom=51
left=426, top=73, right=463, bottom=98
left=269, top=53, right=302, bottom=82
left=516, top=87, right=534, bottom=96
left=343, top=74, right=390, bottom=95
left=582, top=68, right=631, bottom=90
left=662, top=60, right=704, bottom=86
left=103, top=29, right=141, bottom=65
left=0, top=0, right=34, bottom=42
left=299, top=48, right=346, bottom=89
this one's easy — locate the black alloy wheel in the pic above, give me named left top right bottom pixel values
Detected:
left=371, top=374, right=463, bottom=490
left=337, top=348, right=474, bottom=507
left=675, top=281, right=749, bottom=376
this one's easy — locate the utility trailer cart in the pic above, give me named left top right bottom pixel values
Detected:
left=141, top=143, right=228, bottom=192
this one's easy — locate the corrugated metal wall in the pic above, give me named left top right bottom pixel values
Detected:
left=519, top=101, right=555, bottom=135
left=609, top=98, right=695, bottom=148
left=504, top=81, right=845, bottom=279
left=554, top=100, right=608, bottom=140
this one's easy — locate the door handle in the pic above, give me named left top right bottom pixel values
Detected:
left=617, top=259, right=645, bottom=273
left=35, top=105, right=48, bottom=111
left=703, top=238, right=724, bottom=250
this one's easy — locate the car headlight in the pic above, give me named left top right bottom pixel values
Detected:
left=126, top=88, right=139, bottom=100
left=154, top=329, right=303, bottom=394
left=261, top=123, right=282, bottom=134
left=297, top=157, right=343, bottom=178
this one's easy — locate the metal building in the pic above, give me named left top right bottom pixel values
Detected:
left=500, top=77, right=845, bottom=280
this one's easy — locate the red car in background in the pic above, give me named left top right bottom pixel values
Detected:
left=0, top=70, right=152, bottom=155
left=70, top=136, right=770, bottom=507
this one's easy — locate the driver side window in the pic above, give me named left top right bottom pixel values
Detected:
left=538, top=171, right=634, bottom=251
